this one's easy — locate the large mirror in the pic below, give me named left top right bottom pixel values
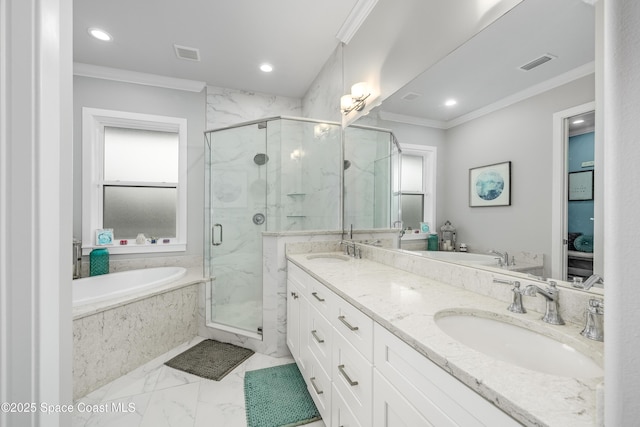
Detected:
left=354, top=0, right=600, bottom=290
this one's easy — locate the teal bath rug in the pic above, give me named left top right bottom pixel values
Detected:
left=164, top=339, right=254, bottom=381
left=244, top=363, right=321, bottom=427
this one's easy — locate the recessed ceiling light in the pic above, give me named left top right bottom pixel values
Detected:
left=573, top=119, right=585, bottom=124
left=88, top=28, right=112, bottom=42
left=445, top=99, right=457, bottom=107
left=260, top=63, right=273, bottom=73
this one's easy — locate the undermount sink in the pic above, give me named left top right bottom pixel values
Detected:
left=435, top=310, right=603, bottom=378
left=306, top=254, right=351, bottom=263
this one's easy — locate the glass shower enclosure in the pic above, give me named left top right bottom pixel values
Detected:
left=204, top=117, right=342, bottom=338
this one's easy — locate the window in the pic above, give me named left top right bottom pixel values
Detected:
left=400, top=145, right=437, bottom=231
left=82, top=108, right=187, bottom=254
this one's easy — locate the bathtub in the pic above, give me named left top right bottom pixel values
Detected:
left=73, top=266, right=187, bottom=306
left=72, top=265, right=199, bottom=399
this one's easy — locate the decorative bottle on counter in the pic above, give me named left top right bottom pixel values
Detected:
left=90, top=248, right=109, bottom=276
left=427, top=234, right=439, bottom=251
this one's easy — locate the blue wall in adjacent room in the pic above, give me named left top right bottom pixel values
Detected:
left=568, top=132, right=594, bottom=240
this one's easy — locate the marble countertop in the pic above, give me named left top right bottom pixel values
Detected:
left=287, top=252, right=603, bottom=427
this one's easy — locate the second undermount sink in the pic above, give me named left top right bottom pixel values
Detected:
left=306, top=254, right=351, bottom=263
left=435, top=310, right=603, bottom=378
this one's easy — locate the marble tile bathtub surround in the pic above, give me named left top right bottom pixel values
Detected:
left=74, top=284, right=199, bottom=400
left=286, top=250, right=604, bottom=427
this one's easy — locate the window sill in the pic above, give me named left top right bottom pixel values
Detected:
left=82, top=243, right=186, bottom=256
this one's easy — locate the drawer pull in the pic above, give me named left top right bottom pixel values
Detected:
left=290, top=291, right=298, bottom=299
left=338, top=364, right=359, bottom=386
left=310, top=376, right=324, bottom=395
left=311, top=329, right=325, bottom=343
left=311, top=292, right=325, bottom=302
left=338, top=315, right=359, bottom=331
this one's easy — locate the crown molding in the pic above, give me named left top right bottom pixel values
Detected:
left=445, top=62, right=596, bottom=129
left=378, top=111, right=447, bottom=129
left=73, top=62, right=206, bottom=93
left=336, top=0, right=379, bottom=44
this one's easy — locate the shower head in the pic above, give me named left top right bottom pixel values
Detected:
left=254, top=153, right=269, bottom=166
left=344, top=160, right=351, bottom=170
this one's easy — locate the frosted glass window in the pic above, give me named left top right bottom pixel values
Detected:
left=401, top=155, right=423, bottom=192
left=103, top=186, right=177, bottom=238
left=401, top=194, right=424, bottom=230
left=104, top=127, right=179, bottom=182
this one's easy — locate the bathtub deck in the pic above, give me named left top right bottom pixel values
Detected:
left=73, top=337, right=325, bottom=427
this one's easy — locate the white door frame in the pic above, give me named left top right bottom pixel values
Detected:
left=551, top=101, right=596, bottom=280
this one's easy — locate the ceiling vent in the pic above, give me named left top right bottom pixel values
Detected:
left=401, top=92, right=422, bottom=101
left=174, top=44, right=200, bottom=62
left=519, top=54, right=556, bottom=71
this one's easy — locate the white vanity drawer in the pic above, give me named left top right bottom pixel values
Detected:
left=332, top=384, right=363, bottom=427
left=307, top=278, right=335, bottom=319
left=331, top=297, right=373, bottom=362
left=374, top=324, right=519, bottom=427
left=287, top=262, right=310, bottom=292
left=307, top=304, right=333, bottom=376
left=332, top=327, right=373, bottom=427
left=306, top=355, right=332, bottom=424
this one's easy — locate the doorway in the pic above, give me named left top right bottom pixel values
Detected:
left=551, top=102, right=599, bottom=281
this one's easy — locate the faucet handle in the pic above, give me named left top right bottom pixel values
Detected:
left=588, top=298, right=604, bottom=313
left=507, top=281, right=526, bottom=314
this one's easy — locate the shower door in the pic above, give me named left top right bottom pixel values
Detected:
left=205, top=122, right=267, bottom=338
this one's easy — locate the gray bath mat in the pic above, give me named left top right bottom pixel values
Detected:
left=165, top=339, right=254, bottom=381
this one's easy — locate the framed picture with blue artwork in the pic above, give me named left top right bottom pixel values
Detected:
left=469, top=161, right=511, bottom=207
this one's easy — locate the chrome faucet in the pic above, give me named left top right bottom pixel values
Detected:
left=494, top=278, right=526, bottom=313
left=340, top=240, right=360, bottom=258
left=581, top=299, right=604, bottom=341
left=488, top=249, right=511, bottom=267
left=574, top=274, right=604, bottom=290
left=524, top=281, right=565, bottom=325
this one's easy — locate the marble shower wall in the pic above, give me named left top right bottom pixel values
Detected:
left=267, top=119, right=342, bottom=231
left=205, top=85, right=302, bottom=129
left=302, top=44, right=344, bottom=123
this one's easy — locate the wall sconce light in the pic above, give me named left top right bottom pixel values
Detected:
left=341, top=82, right=371, bottom=115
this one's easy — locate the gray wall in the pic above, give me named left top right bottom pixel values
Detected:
left=73, top=76, right=206, bottom=261
left=442, top=74, right=595, bottom=275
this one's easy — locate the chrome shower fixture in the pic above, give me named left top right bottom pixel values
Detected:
left=253, top=153, right=269, bottom=165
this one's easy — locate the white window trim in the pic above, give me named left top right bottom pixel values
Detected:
left=401, top=144, right=437, bottom=231
left=82, top=107, right=188, bottom=255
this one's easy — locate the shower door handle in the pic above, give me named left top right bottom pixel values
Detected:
left=212, top=224, right=223, bottom=246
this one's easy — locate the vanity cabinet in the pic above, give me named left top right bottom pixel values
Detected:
left=373, top=324, right=519, bottom=427
left=286, top=269, right=303, bottom=367
left=286, top=261, right=519, bottom=427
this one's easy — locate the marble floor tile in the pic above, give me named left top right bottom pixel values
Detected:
left=73, top=337, right=326, bottom=427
